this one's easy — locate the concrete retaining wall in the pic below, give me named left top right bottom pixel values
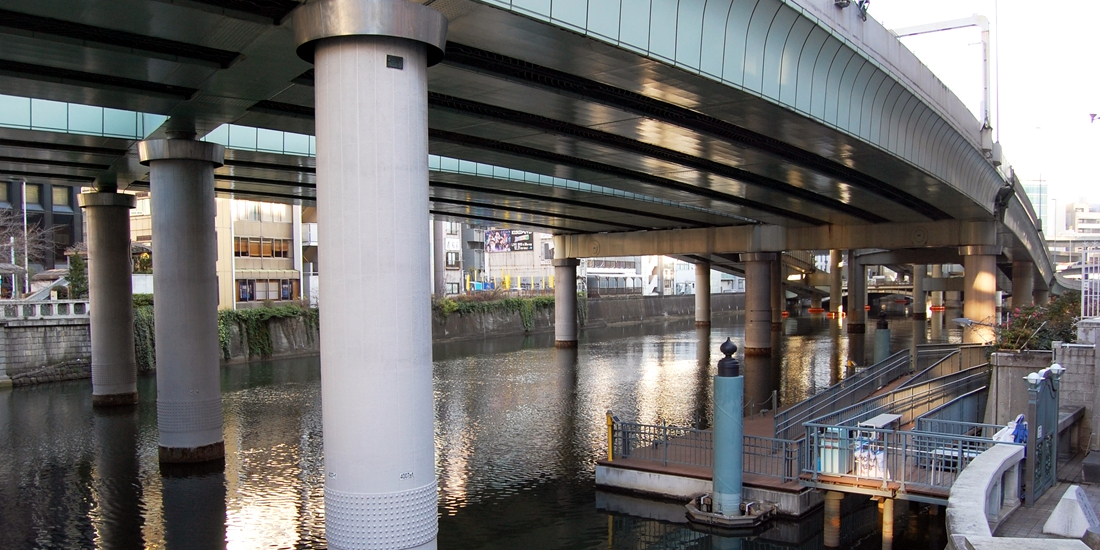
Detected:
left=987, top=350, right=1053, bottom=426
left=433, top=293, right=745, bottom=342
left=1055, top=342, right=1100, bottom=450
left=0, top=319, right=92, bottom=387
left=222, top=316, right=320, bottom=363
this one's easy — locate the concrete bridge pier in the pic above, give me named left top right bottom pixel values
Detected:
left=1033, top=288, right=1050, bottom=305
left=912, top=264, right=926, bottom=320
left=555, top=258, right=580, bottom=346
left=771, top=259, right=783, bottom=331
left=1012, top=261, right=1034, bottom=309
left=292, top=1, right=447, bottom=548
left=743, top=253, right=774, bottom=356
left=811, top=293, right=822, bottom=310
left=846, top=250, right=866, bottom=333
left=930, top=264, right=944, bottom=340
left=80, top=190, right=138, bottom=406
left=829, top=250, right=842, bottom=317
left=138, top=138, right=225, bottom=464
left=962, top=246, right=1000, bottom=344
left=695, top=260, right=710, bottom=327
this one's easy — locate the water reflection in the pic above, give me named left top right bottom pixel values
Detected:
left=1, top=310, right=956, bottom=549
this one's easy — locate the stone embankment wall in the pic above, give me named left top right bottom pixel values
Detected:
left=1, top=319, right=92, bottom=387
left=221, top=316, right=320, bottom=363
left=1055, top=318, right=1100, bottom=450
left=432, top=293, right=745, bottom=342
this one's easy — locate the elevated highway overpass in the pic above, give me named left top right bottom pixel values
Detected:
left=0, top=0, right=1059, bottom=547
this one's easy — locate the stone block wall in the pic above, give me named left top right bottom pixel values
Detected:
left=1055, top=342, right=1099, bottom=450
left=0, top=319, right=92, bottom=386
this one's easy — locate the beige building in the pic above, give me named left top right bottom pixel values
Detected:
left=130, top=193, right=304, bottom=309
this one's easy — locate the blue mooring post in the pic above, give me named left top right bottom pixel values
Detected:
left=713, top=338, right=743, bottom=516
left=874, top=312, right=890, bottom=364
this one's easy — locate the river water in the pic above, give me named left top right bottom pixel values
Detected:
left=0, top=309, right=959, bottom=549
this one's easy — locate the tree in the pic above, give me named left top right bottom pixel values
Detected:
left=0, top=207, right=58, bottom=297
left=68, top=253, right=88, bottom=299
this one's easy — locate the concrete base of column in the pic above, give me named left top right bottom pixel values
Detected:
left=159, top=441, right=226, bottom=464
left=882, top=497, right=894, bottom=550
left=93, top=392, right=138, bottom=407
left=744, top=346, right=772, bottom=357
left=847, top=323, right=866, bottom=334
left=555, top=340, right=578, bottom=348
left=694, top=321, right=711, bottom=328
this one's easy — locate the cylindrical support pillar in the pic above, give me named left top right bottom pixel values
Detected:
left=771, top=259, right=783, bottom=330
left=79, top=192, right=138, bottom=406
left=874, top=314, right=891, bottom=364
left=293, top=2, right=447, bottom=548
left=695, top=261, right=711, bottom=327
left=962, top=246, right=1000, bottom=344
left=912, top=264, right=926, bottom=320
left=882, top=497, right=895, bottom=550
left=138, top=138, right=225, bottom=464
left=1033, top=289, right=1050, bottom=305
left=712, top=339, right=743, bottom=516
left=744, top=253, right=774, bottom=356
left=811, top=293, right=822, bottom=310
left=824, top=491, right=843, bottom=548
left=847, top=250, right=866, bottom=333
left=930, top=265, right=944, bottom=341
left=829, top=250, right=842, bottom=316
left=554, top=258, right=580, bottom=347
left=1012, top=260, right=1034, bottom=309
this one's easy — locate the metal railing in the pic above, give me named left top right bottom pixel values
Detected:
left=914, top=418, right=1007, bottom=439
left=0, top=300, right=89, bottom=320
left=899, top=346, right=990, bottom=390
left=806, top=365, right=990, bottom=428
left=607, top=416, right=803, bottom=482
left=773, top=350, right=911, bottom=441
left=804, top=423, right=1017, bottom=494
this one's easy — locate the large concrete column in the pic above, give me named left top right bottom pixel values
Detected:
left=771, top=259, right=783, bottom=330
left=695, top=260, right=711, bottom=327
left=554, top=258, right=580, bottom=347
left=293, top=2, right=447, bottom=548
left=138, top=139, right=224, bottom=464
left=962, top=246, right=1000, bottom=344
left=811, top=293, right=822, bottom=310
left=829, top=249, right=842, bottom=316
left=1034, top=288, right=1050, bottom=305
left=912, top=264, right=926, bottom=321
left=847, top=250, right=866, bottom=333
left=930, top=264, right=944, bottom=341
left=744, top=253, right=774, bottom=356
left=79, top=191, right=138, bottom=406
left=1012, top=260, right=1034, bottom=309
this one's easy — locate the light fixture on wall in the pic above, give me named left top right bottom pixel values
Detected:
left=834, top=0, right=869, bottom=21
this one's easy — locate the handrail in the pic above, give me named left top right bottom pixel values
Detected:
left=606, top=417, right=803, bottom=482
left=774, top=350, right=910, bottom=440
left=806, top=365, right=990, bottom=428
left=803, top=423, right=1020, bottom=495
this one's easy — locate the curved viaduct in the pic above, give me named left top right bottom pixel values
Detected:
left=0, top=0, right=1055, bottom=547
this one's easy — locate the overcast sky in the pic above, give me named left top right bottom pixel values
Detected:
left=868, top=0, right=1100, bottom=224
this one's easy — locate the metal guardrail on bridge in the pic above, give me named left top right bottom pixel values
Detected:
left=606, top=416, right=803, bottom=483
left=0, top=300, right=89, bottom=320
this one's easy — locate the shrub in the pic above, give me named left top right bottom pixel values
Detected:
left=432, top=294, right=556, bottom=332
left=996, top=291, right=1079, bottom=350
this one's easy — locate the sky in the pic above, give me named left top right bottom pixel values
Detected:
left=868, top=0, right=1100, bottom=230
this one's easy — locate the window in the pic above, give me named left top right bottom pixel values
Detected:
left=0, top=182, right=9, bottom=204
left=52, top=186, right=71, bottom=209
left=234, top=200, right=261, bottom=221
left=238, top=280, right=255, bottom=301
left=248, top=238, right=261, bottom=257
left=444, top=221, right=461, bottom=235
left=445, top=282, right=459, bottom=295
left=234, top=237, right=248, bottom=257
left=24, top=184, right=40, bottom=205
left=445, top=251, right=460, bottom=269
